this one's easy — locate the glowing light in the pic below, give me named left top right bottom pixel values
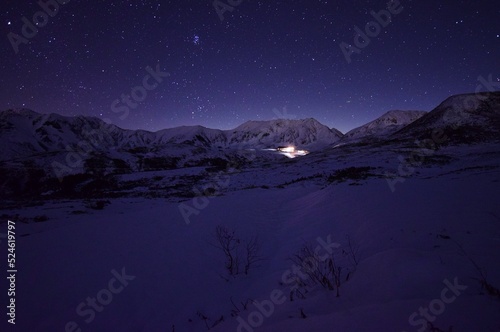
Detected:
left=275, top=146, right=309, bottom=158
left=281, top=146, right=295, bottom=153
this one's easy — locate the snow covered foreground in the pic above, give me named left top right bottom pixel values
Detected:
left=1, top=153, right=500, bottom=332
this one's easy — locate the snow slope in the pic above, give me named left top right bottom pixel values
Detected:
left=1, top=150, right=499, bottom=331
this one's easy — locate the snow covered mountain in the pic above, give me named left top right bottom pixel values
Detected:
left=0, top=111, right=346, bottom=197
left=1, top=91, right=499, bottom=195
left=393, top=91, right=500, bottom=142
left=0, top=109, right=121, bottom=160
left=344, top=110, right=427, bottom=140
left=0, top=110, right=342, bottom=162
left=228, top=118, right=343, bottom=150
left=4, top=91, right=498, bottom=165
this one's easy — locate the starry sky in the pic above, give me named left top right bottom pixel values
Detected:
left=0, top=1, right=498, bottom=133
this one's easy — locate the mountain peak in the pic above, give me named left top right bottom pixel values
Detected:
left=229, top=118, right=342, bottom=149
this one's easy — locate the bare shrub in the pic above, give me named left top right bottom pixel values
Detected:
left=289, top=236, right=359, bottom=297
left=214, top=225, right=262, bottom=276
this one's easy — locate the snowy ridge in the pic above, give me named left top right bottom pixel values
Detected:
left=0, top=111, right=342, bottom=161
left=228, top=118, right=343, bottom=150
left=344, top=110, right=427, bottom=140
left=0, top=109, right=121, bottom=159
left=393, top=91, right=500, bottom=141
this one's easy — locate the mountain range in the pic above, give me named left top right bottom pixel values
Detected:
left=0, top=110, right=341, bottom=160
left=0, top=91, right=498, bottom=200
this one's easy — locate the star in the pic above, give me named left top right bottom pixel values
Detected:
left=0, top=1, right=496, bottom=133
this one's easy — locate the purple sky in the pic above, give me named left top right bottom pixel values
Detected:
left=1, top=0, right=498, bottom=133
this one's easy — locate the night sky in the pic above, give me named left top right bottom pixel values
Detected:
left=0, top=1, right=498, bottom=133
